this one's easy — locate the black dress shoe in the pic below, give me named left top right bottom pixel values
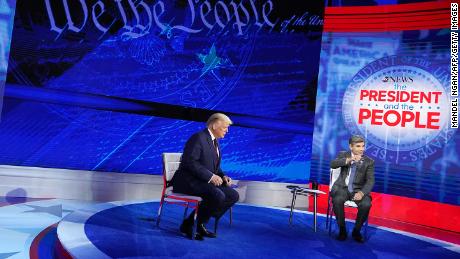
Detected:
left=180, top=221, right=192, bottom=237
left=197, top=224, right=217, bottom=238
left=180, top=221, right=204, bottom=241
left=336, top=227, right=347, bottom=241
left=193, top=233, right=204, bottom=241
left=352, top=229, right=365, bottom=243
left=180, top=222, right=204, bottom=241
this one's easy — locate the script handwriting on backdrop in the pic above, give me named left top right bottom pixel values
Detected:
left=44, top=0, right=277, bottom=39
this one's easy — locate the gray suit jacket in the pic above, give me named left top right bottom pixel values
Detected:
left=330, top=151, right=375, bottom=195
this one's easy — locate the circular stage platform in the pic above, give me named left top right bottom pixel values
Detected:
left=57, top=201, right=459, bottom=258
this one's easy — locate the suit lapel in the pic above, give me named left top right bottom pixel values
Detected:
left=353, top=155, right=368, bottom=185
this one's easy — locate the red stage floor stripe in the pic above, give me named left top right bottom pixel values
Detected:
left=29, top=223, right=72, bottom=259
left=29, top=224, right=57, bottom=259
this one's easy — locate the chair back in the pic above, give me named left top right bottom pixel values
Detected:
left=162, top=153, right=182, bottom=189
left=329, top=167, right=358, bottom=207
left=329, top=167, right=342, bottom=191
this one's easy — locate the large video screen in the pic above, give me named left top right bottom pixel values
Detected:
left=311, top=27, right=458, bottom=205
left=0, top=0, right=324, bottom=182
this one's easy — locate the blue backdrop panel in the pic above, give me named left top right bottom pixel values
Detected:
left=1, top=0, right=324, bottom=182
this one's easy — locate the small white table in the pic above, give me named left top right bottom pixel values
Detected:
left=287, top=185, right=326, bottom=232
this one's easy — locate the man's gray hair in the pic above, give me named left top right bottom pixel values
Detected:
left=206, top=113, right=233, bottom=127
left=349, top=135, right=365, bottom=145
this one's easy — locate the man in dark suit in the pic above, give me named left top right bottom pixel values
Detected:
left=172, top=113, right=239, bottom=240
left=330, top=135, right=375, bottom=242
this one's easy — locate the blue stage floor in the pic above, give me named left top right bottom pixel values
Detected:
left=1, top=197, right=458, bottom=258
left=64, top=202, right=460, bottom=259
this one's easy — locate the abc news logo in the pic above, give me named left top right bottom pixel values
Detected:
left=382, top=76, right=414, bottom=83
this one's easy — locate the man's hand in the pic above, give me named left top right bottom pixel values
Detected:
left=353, top=154, right=362, bottom=163
left=346, top=157, right=352, bottom=165
left=353, top=191, right=364, bottom=201
left=210, top=174, right=223, bottom=186
left=347, top=155, right=362, bottom=165
left=223, top=176, right=232, bottom=186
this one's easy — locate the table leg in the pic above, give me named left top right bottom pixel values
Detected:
left=314, top=193, right=318, bottom=232
left=289, top=190, right=297, bottom=225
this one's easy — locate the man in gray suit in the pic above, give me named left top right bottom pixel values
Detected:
left=330, top=135, right=375, bottom=242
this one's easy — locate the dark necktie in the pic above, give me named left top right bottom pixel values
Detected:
left=213, top=139, right=219, bottom=157
left=213, top=139, right=220, bottom=173
left=348, top=162, right=357, bottom=193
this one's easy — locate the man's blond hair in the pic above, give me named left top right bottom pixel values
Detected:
left=206, top=113, right=233, bottom=128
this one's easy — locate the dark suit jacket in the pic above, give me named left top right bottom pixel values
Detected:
left=330, top=151, right=375, bottom=196
left=172, top=129, right=225, bottom=193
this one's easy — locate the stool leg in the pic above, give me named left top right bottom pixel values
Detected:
left=314, top=194, right=318, bottom=232
left=289, top=190, right=297, bottom=225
